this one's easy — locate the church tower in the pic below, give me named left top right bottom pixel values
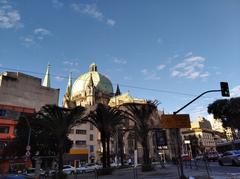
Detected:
left=42, top=64, right=51, bottom=87
left=63, top=72, right=75, bottom=108
left=86, top=73, right=95, bottom=105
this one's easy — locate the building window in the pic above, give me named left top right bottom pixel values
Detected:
left=90, top=145, right=94, bottom=152
left=0, top=126, right=9, bottom=134
left=76, top=130, right=87, bottom=135
left=75, top=140, right=86, bottom=146
left=90, top=124, right=94, bottom=130
left=0, top=109, right=6, bottom=117
left=70, top=129, right=74, bottom=134
left=90, top=134, right=94, bottom=141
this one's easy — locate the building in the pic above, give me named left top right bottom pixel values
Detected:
left=0, top=67, right=59, bottom=172
left=181, top=117, right=216, bottom=155
left=0, top=104, right=35, bottom=173
left=63, top=63, right=162, bottom=166
left=0, top=70, right=59, bottom=111
left=191, top=117, right=212, bottom=130
left=63, top=63, right=114, bottom=166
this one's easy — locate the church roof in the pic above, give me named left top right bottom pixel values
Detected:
left=71, top=63, right=113, bottom=97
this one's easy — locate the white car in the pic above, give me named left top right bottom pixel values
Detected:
left=76, top=163, right=102, bottom=173
left=62, top=165, right=76, bottom=175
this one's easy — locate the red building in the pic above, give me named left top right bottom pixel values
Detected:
left=0, top=104, right=35, bottom=173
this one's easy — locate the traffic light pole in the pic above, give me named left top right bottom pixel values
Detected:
left=173, top=90, right=221, bottom=115
left=173, top=89, right=221, bottom=179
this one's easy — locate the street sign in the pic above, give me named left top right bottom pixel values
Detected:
left=26, top=151, right=31, bottom=157
left=160, top=114, right=191, bottom=129
left=26, top=145, right=31, bottom=151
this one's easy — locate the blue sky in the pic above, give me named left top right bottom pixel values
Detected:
left=0, top=0, right=240, bottom=121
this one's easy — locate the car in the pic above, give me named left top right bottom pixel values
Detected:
left=22, top=168, right=46, bottom=178
left=218, top=150, right=240, bottom=166
left=181, top=154, right=192, bottom=161
left=195, top=155, right=204, bottom=160
left=62, top=165, right=76, bottom=175
left=76, top=163, right=102, bottom=173
left=206, top=151, right=219, bottom=161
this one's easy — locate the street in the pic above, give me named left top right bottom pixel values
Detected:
left=64, top=161, right=240, bottom=179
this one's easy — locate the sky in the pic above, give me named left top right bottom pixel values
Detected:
left=0, top=0, right=240, bottom=121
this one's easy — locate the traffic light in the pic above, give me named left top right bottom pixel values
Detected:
left=220, top=82, right=230, bottom=97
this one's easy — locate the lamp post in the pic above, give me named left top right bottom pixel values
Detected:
left=24, top=118, right=31, bottom=158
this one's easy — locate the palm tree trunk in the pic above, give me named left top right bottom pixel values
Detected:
left=142, top=135, right=150, bottom=165
left=58, top=147, right=64, bottom=176
left=101, top=133, right=107, bottom=168
left=119, top=131, right=124, bottom=166
left=107, top=136, right=111, bottom=167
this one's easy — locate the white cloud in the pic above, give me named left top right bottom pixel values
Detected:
left=230, top=85, right=240, bottom=97
left=20, top=36, right=35, bottom=47
left=52, top=0, right=63, bottom=9
left=34, top=28, right=51, bottom=40
left=70, top=3, right=115, bottom=26
left=63, top=60, right=79, bottom=67
left=107, top=19, right=115, bottom=26
left=141, top=69, right=161, bottom=80
left=185, top=52, right=193, bottom=57
left=113, top=57, right=127, bottom=65
left=21, top=28, right=51, bottom=46
left=34, top=28, right=51, bottom=36
left=0, top=1, right=22, bottom=29
left=55, top=75, right=64, bottom=82
left=157, top=64, right=166, bottom=70
left=171, top=55, right=209, bottom=79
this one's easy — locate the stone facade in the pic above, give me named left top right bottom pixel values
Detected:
left=0, top=72, right=59, bottom=111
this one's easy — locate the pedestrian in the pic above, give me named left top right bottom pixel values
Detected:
left=128, top=158, right=132, bottom=166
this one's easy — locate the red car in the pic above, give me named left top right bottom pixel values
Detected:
left=181, top=154, right=192, bottom=161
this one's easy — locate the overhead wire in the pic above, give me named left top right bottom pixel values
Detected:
left=0, top=66, right=199, bottom=97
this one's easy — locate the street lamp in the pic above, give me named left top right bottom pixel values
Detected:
left=24, top=118, right=31, bottom=158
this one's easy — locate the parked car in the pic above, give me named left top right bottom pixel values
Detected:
left=62, top=165, right=76, bottom=175
left=76, top=163, right=102, bottom=173
left=206, top=151, right=219, bottom=161
left=181, top=154, right=192, bottom=161
left=195, top=155, right=204, bottom=160
left=218, top=150, right=240, bottom=166
left=23, top=168, right=46, bottom=178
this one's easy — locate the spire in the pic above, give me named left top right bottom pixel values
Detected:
left=115, top=84, right=121, bottom=96
left=88, top=73, right=94, bottom=88
left=66, top=72, right=72, bottom=97
left=42, top=63, right=51, bottom=87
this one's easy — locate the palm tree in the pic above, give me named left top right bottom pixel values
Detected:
left=121, top=101, right=158, bottom=168
left=36, top=105, right=85, bottom=177
left=84, top=103, right=125, bottom=168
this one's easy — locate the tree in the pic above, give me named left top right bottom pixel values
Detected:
left=84, top=103, right=125, bottom=168
left=121, top=101, right=158, bottom=169
left=208, top=97, right=240, bottom=129
left=36, top=105, right=85, bottom=176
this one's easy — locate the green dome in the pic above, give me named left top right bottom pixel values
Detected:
left=71, top=63, right=113, bottom=96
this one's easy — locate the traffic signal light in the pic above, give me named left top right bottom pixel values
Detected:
left=220, top=82, right=230, bottom=97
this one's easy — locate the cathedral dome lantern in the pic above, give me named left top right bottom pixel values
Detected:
left=71, top=63, right=113, bottom=101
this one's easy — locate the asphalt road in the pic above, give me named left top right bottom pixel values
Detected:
left=48, top=162, right=240, bottom=179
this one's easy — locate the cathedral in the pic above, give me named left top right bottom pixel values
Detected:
left=62, top=63, right=162, bottom=167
